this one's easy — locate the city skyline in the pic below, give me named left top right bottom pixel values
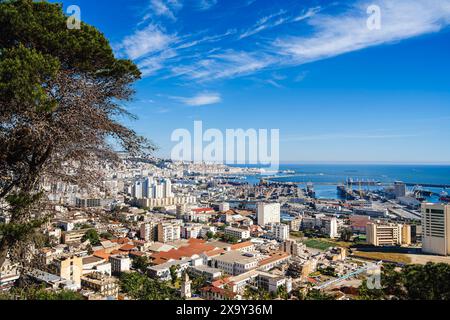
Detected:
left=55, top=0, right=450, bottom=163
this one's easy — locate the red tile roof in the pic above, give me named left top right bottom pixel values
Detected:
left=151, top=240, right=217, bottom=265
left=200, top=285, right=236, bottom=299
left=192, top=208, right=215, bottom=213
left=231, top=241, right=254, bottom=250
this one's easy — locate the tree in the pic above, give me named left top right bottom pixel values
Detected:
left=340, top=228, right=353, bottom=242
left=358, top=262, right=450, bottom=300
left=81, top=229, right=100, bottom=246
left=100, top=232, right=114, bottom=240
left=304, top=289, right=335, bottom=301
left=120, top=272, right=179, bottom=300
left=0, top=285, right=84, bottom=300
left=0, top=0, right=153, bottom=267
left=132, top=256, right=149, bottom=274
left=169, top=265, right=180, bottom=285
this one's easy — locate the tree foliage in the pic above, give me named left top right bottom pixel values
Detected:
left=81, top=229, right=100, bottom=246
left=120, top=272, right=179, bottom=300
left=0, top=0, right=153, bottom=267
left=359, top=263, right=450, bottom=300
left=0, top=285, right=84, bottom=300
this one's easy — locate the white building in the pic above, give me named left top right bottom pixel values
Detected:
left=158, top=221, right=182, bottom=243
left=219, top=202, right=230, bottom=212
left=322, top=217, right=339, bottom=239
left=211, top=252, right=259, bottom=276
left=224, top=227, right=250, bottom=240
left=109, top=255, right=131, bottom=275
left=257, top=203, right=281, bottom=226
left=422, top=203, right=450, bottom=256
left=140, top=222, right=157, bottom=242
left=273, top=223, right=290, bottom=241
left=181, top=224, right=202, bottom=239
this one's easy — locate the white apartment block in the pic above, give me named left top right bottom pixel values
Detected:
left=181, top=224, right=202, bottom=239
left=273, top=223, right=290, bottom=241
left=140, top=222, right=157, bottom=242
left=109, top=255, right=131, bottom=275
left=422, top=203, right=450, bottom=256
left=257, top=203, right=281, bottom=226
left=157, top=221, right=182, bottom=243
left=224, top=227, right=251, bottom=240
left=322, top=217, right=339, bottom=239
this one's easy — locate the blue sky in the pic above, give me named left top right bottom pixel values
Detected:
left=57, top=0, right=450, bottom=163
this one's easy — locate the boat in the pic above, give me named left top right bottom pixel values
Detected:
left=440, top=190, right=450, bottom=202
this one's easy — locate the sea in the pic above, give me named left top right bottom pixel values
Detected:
left=235, top=164, right=450, bottom=202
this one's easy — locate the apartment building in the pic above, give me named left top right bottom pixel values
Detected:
left=51, top=255, right=83, bottom=289
left=422, top=203, right=450, bottom=256
left=273, top=223, right=290, bottom=241
left=81, top=272, right=119, bottom=298
left=109, top=255, right=131, bottom=275
left=139, top=222, right=158, bottom=242
left=366, top=222, right=411, bottom=246
left=257, top=203, right=281, bottom=226
left=224, top=227, right=250, bottom=240
left=157, top=221, right=182, bottom=243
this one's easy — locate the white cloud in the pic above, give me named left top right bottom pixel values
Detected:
left=174, top=92, right=222, bottom=106
left=150, top=0, right=183, bottom=20
left=124, top=0, right=450, bottom=83
left=169, top=50, right=274, bottom=81
left=118, top=24, right=176, bottom=60
left=198, top=0, right=217, bottom=11
left=275, top=0, right=450, bottom=64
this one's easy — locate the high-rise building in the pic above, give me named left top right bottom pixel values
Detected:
left=257, top=203, right=281, bottom=226
left=394, top=181, right=407, bottom=198
left=164, top=179, right=174, bottom=198
left=422, top=203, right=450, bottom=256
left=132, top=181, right=143, bottom=199
left=140, top=222, right=158, bottom=242
left=322, top=217, right=339, bottom=238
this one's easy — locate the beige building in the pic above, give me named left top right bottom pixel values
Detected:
left=224, top=227, right=250, bottom=240
left=62, top=229, right=89, bottom=244
left=81, top=272, right=119, bottom=298
left=52, top=255, right=83, bottom=289
left=366, top=222, right=411, bottom=246
left=422, top=203, right=450, bottom=256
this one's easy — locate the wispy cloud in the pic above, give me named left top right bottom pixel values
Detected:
left=275, top=0, right=450, bottom=65
left=169, top=50, right=275, bottom=81
left=173, top=92, right=222, bottom=106
left=149, top=0, right=183, bottom=21
left=197, top=0, right=218, bottom=11
left=117, top=24, right=176, bottom=60
left=120, top=0, right=450, bottom=83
